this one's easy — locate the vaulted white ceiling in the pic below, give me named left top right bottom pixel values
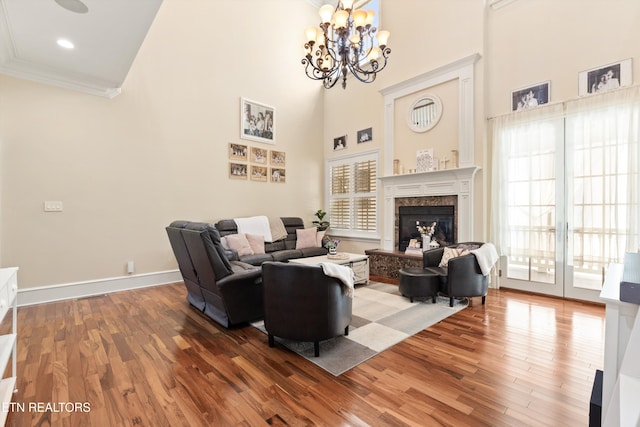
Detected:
left=0, top=0, right=163, bottom=98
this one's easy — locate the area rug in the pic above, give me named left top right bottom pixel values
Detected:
left=251, top=282, right=468, bottom=376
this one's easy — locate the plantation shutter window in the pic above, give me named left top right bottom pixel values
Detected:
left=326, top=151, right=379, bottom=238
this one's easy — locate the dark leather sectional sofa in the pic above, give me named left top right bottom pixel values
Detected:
left=215, top=217, right=327, bottom=265
left=166, top=217, right=328, bottom=328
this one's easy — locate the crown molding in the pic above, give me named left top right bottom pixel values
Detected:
left=0, top=56, right=122, bottom=98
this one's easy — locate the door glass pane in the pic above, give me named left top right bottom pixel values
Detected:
left=504, top=124, right=557, bottom=284
left=567, top=108, right=633, bottom=291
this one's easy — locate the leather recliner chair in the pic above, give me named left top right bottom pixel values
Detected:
left=422, top=242, right=489, bottom=307
left=166, top=220, right=206, bottom=311
left=166, top=221, right=264, bottom=327
left=261, top=262, right=352, bottom=357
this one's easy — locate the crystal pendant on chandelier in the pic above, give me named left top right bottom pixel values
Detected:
left=301, top=0, right=391, bottom=89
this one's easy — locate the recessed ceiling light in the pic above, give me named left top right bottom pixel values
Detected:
left=57, top=39, right=75, bottom=49
left=54, top=0, right=88, bottom=14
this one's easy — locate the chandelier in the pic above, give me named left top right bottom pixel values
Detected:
left=302, top=0, right=391, bottom=89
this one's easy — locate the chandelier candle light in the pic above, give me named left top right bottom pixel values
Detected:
left=302, top=0, right=391, bottom=89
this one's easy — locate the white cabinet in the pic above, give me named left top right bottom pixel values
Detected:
left=0, top=268, right=17, bottom=426
left=600, top=264, right=640, bottom=426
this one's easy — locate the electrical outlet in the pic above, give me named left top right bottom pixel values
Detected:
left=44, top=201, right=63, bottom=212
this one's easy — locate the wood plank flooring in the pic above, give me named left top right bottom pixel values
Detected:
left=2, top=282, right=604, bottom=426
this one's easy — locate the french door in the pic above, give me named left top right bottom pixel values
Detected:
left=494, top=111, right=567, bottom=298
left=493, top=94, right=639, bottom=303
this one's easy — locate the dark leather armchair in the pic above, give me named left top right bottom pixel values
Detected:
left=261, top=262, right=352, bottom=357
left=423, top=242, right=489, bottom=307
left=166, top=221, right=263, bottom=328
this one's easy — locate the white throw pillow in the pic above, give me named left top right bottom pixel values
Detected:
left=225, top=233, right=254, bottom=256
left=295, top=227, right=318, bottom=249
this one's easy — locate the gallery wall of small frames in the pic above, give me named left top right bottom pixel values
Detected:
left=228, top=143, right=286, bottom=183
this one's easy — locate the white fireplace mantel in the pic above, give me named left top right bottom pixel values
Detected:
left=379, top=166, right=480, bottom=250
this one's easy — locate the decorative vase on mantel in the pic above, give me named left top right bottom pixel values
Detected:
left=421, top=235, right=431, bottom=252
left=422, top=234, right=440, bottom=251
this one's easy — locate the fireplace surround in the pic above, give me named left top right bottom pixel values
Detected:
left=379, top=166, right=479, bottom=251
left=377, top=54, right=481, bottom=252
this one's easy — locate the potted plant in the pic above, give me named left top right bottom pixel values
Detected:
left=312, top=209, right=330, bottom=231
left=325, top=239, right=339, bottom=256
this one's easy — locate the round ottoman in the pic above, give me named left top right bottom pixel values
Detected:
left=398, top=267, right=440, bottom=303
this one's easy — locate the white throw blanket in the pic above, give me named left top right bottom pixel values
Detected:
left=234, top=216, right=273, bottom=242
left=319, top=262, right=355, bottom=298
left=470, top=243, right=499, bottom=276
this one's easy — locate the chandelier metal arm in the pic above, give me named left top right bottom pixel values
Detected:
left=301, top=1, right=391, bottom=89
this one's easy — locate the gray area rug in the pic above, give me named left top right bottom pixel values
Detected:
left=251, top=282, right=468, bottom=376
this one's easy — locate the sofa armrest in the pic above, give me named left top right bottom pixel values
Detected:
left=216, top=268, right=263, bottom=324
left=447, top=254, right=487, bottom=295
left=217, top=268, right=262, bottom=289
left=423, top=247, right=445, bottom=268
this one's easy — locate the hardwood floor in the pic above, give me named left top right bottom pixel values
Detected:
left=2, top=282, right=604, bottom=426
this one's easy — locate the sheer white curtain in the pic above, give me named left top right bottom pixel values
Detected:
left=491, top=86, right=640, bottom=290
left=565, top=86, right=640, bottom=269
left=490, top=104, right=564, bottom=262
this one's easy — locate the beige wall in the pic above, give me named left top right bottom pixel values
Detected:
left=0, top=0, right=323, bottom=288
left=393, top=81, right=460, bottom=172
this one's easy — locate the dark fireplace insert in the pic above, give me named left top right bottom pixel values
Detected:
left=398, top=205, right=455, bottom=251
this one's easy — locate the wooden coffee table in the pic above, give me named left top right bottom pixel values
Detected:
left=290, top=252, right=369, bottom=285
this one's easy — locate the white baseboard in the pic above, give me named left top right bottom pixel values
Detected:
left=17, top=270, right=182, bottom=307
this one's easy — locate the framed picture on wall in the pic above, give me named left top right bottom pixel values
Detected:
left=241, top=97, right=275, bottom=144
left=270, top=150, right=286, bottom=166
left=250, top=147, right=268, bottom=164
left=270, top=167, right=286, bottom=183
left=229, top=143, right=248, bottom=161
left=416, top=148, right=434, bottom=172
left=511, top=81, right=550, bottom=111
left=357, top=127, right=373, bottom=143
left=333, top=135, right=347, bottom=151
left=229, top=163, right=248, bottom=180
left=250, top=165, right=268, bottom=182
left=579, top=59, right=632, bottom=96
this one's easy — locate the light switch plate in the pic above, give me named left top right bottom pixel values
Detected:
left=44, top=201, right=63, bottom=212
